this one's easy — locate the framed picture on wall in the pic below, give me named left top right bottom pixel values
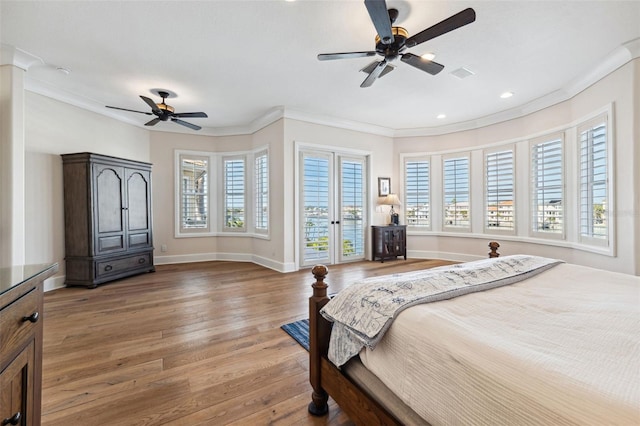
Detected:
left=378, top=177, right=391, bottom=197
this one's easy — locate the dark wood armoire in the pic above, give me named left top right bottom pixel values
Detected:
left=62, top=153, right=154, bottom=288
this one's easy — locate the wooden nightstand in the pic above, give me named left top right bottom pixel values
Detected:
left=371, top=225, right=407, bottom=262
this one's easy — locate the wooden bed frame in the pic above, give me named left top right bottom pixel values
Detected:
left=307, top=242, right=501, bottom=424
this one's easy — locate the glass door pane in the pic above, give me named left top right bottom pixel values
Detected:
left=339, top=157, right=366, bottom=262
left=302, top=153, right=332, bottom=266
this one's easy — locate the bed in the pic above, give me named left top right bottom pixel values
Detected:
left=307, top=249, right=640, bottom=425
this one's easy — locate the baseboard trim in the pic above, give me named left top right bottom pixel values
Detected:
left=44, top=275, right=66, bottom=292
left=407, top=250, right=484, bottom=263
left=154, top=252, right=295, bottom=273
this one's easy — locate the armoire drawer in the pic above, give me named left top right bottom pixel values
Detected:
left=96, top=253, right=151, bottom=278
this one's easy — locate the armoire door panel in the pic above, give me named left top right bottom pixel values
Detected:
left=98, top=235, right=125, bottom=252
left=94, top=166, right=124, bottom=234
left=128, top=232, right=150, bottom=248
left=126, top=171, right=150, bottom=232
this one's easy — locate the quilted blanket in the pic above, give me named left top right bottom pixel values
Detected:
left=321, top=255, right=563, bottom=366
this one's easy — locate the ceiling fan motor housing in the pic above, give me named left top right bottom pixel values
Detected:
left=375, top=27, right=408, bottom=61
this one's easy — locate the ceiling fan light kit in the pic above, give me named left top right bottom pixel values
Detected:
left=106, top=90, right=208, bottom=131
left=318, top=0, right=476, bottom=88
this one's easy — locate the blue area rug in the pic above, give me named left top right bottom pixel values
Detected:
left=281, top=318, right=309, bottom=351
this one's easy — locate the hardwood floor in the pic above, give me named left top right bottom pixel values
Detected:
left=41, top=258, right=454, bottom=425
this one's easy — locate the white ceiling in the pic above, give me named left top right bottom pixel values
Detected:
left=1, top=1, right=639, bottom=136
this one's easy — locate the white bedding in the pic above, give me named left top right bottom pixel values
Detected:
left=358, top=263, right=640, bottom=425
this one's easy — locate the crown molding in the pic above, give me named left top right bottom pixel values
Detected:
left=22, top=39, right=638, bottom=139
left=393, top=38, right=639, bottom=138
left=0, top=43, right=44, bottom=70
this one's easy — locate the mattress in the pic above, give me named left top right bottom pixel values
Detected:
left=357, top=263, right=640, bottom=425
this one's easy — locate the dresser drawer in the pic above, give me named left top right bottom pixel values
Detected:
left=96, top=253, right=151, bottom=278
left=0, top=288, right=40, bottom=360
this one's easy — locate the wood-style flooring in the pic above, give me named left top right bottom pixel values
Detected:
left=41, top=258, right=454, bottom=425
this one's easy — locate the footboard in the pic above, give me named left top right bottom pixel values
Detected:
left=307, top=264, right=331, bottom=415
left=307, top=265, right=401, bottom=424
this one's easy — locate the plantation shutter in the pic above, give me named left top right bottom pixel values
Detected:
left=531, top=136, right=563, bottom=235
left=579, top=115, right=608, bottom=243
left=224, top=158, right=245, bottom=230
left=255, top=150, right=269, bottom=231
left=443, top=156, right=470, bottom=228
left=180, top=156, right=208, bottom=230
left=485, top=149, right=514, bottom=231
left=404, top=159, right=430, bottom=227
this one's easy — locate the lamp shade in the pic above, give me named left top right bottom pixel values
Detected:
left=381, top=193, right=401, bottom=206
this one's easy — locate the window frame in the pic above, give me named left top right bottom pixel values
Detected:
left=529, top=133, right=565, bottom=240
left=174, top=150, right=215, bottom=237
left=484, top=145, right=516, bottom=235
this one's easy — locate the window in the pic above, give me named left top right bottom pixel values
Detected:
left=179, top=155, right=209, bottom=231
left=531, top=135, right=563, bottom=236
left=224, top=157, right=245, bottom=230
left=404, top=159, right=430, bottom=228
left=255, top=150, right=269, bottom=232
left=485, top=148, right=514, bottom=231
left=579, top=115, right=608, bottom=244
left=443, top=156, right=470, bottom=228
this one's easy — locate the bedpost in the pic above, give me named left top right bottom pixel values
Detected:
left=308, top=264, right=331, bottom=416
left=488, top=241, right=500, bottom=258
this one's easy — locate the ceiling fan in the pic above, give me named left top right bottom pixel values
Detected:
left=318, top=0, right=476, bottom=87
left=106, top=90, right=208, bottom=131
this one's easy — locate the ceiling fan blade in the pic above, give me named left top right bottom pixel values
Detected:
left=144, top=118, right=161, bottom=126
left=173, top=112, right=208, bottom=118
left=406, top=8, right=476, bottom=48
left=364, top=0, right=394, bottom=45
left=106, top=106, right=153, bottom=115
left=360, top=60, right=395, bottom=78
left=401, top=53, right=445, bottom=75
left=360, top=60, right=387, bottom=88
left=172, top=118, right=202, bottom=131
left=318, top=51, right=376, bottom=61
left=140, top=95, right=163, bottom=115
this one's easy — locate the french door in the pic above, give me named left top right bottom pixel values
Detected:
left=299, top=150, right=367, bottom=267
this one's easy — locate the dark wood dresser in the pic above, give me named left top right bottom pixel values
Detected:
left=0, top=263, right=57, bottom=426
left=62, top=153, right=154, bottom=288
left=371, top=225, right=407, bottom=262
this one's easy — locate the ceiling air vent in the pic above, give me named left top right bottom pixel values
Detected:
left=450, top=67, right=475, bottom=79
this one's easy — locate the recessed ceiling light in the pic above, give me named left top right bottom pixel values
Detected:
left=500, top=91, right=514, bottom=99
left=421, top=52, right=436, bottom=61
left=437, top=114, right=446, bottom=119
